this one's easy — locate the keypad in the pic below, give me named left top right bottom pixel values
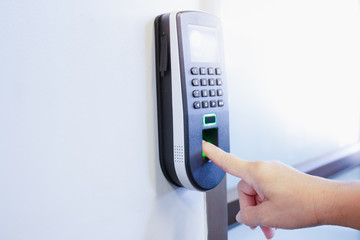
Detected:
left=192, top=79, right=199, bottom=86
left=193, top=90, right=200, bottom=98
left=190, top=67, right=224, bottom=109
left=216, top=78, right=222, bottom=86
left=202, top=101, right=209, bottom=108
left=218, top=99, right=224, bottom=107
left=194, top=101, right=201, bottom=109
left=201, top=89, right=208, bottom=97
left=200, top=78, right=207, bottom=86
left=209, top=78, right=215, bottom=86
left=199, top=67, right=207, bottom=75
left=191, top=67, right=199, bottom=75
left=208, top=67, right=214, bottom=75
left=215, top=68, right=222, bottom=75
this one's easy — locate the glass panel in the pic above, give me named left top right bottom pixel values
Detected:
left=220, top=0, right=360, bottom=189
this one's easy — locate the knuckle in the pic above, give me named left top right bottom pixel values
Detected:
left=237, top=180, right=247, bottom=192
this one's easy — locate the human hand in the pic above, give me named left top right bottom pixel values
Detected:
left=202, top=141, right=335, bottom=239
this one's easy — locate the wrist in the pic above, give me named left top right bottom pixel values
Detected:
left=313, top=179, right=360, bottom=228
left=310, top=177, right=339, bottom=226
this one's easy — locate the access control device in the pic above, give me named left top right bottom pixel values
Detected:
left=155, top=11, right=229, bottom=191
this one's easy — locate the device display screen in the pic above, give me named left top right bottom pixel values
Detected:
left=189, top=24, right=220, bottom=63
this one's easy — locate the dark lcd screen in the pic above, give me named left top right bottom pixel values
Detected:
left=188, top=24, right=220, bottom=63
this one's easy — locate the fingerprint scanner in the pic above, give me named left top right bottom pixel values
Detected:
left=202, top=128, right=218, bottom=161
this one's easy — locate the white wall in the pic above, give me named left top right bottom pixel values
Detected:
left=0, top=1, right=212, bottom=239
left=220, top=0, right=360, bottom=189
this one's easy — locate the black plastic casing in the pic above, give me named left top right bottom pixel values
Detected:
left=155, top=11, right=229, bottom=191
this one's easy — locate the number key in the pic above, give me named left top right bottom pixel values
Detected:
left=201, top=78, right=208, bottom=86
left=192, top=79, right=199, bottom=86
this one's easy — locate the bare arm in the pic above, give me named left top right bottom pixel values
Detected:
left=202, top=141, right=360, bottom=239
left=323, top=180, right=360, bottom=229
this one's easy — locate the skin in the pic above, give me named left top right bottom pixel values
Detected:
left=202, top=141, right=360, bottom=239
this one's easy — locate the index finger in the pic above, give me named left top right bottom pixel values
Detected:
left=202, top=141, right=250, bottom=180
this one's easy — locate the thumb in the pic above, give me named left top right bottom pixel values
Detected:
left=236, top=204, right=276, bottom=239
left=236, top=204, right=267, bottom=227
left=202, top=140, right=251, bottom=180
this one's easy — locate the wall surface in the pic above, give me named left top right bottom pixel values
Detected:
left=220, top=0, right=360, bottom=189
left=0, top=1, right=211, bottom=239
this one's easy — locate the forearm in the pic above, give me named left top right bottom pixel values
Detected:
left=316, top=179, right=360, bottom=229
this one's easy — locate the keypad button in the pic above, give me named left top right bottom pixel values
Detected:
left=202, top=101, right=209, bottom=108
left=193, top=101, right=201, bottom=109
left=210, top=100, right=216, bottom=107
left=216, top=78, right=223, bottom=86
left=218, top=100, right=224, bottom=107
left=208, top=67, right=214, bottom=75
left=217, top=89, right=223, bottom=96
left=200, top=67, right=207, bottom=75
left=200, top=78, right=208, bottom=86
left=215, top=68, right=222, bottom=75
left=193, top=90, right=200, bottom=98
left=192, top=79, right=199, bottom=86
left=209, top=89, right=216, bottom=97
left=201, top=89, right=208, bottom=97
left=191, top=67, right=199, bottom=75
left=209, top=78, right=215, bottom=86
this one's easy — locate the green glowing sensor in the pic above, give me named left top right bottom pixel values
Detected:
left=203, top=113, right=217, bottom=126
